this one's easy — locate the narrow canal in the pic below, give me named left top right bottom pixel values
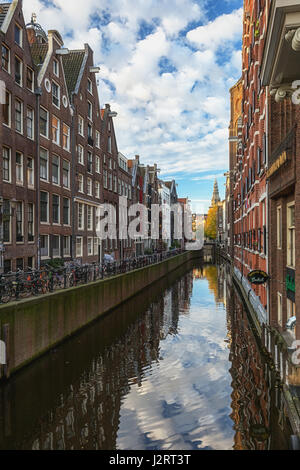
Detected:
left=0, top=262, right=293, bottom=450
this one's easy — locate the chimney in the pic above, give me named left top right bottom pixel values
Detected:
left=135, top=155, right=140, bottom=163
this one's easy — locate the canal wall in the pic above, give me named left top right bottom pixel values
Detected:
left=0, top=251, right=202, bottom=379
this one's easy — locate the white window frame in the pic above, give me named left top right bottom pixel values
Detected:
left=15, top=55, right=23, bottom=87
left=78, top=145, right=84, bottom=165
left=40, top=107, right=49, bottom=138
left=277, top=292, right=282, bottom=327
left=87, top=237, right=93, bottom=256
left=52, top=81, right=61, bottom=109
left=27, top=156, right=34, bottom=188
left=87, top=206, right=93, bottom=231
left=52, top=115, right=60, bottom=146
left=62, top=123, right=70, bottom=151
left=96, top=131, right=100, bottom=148
left=16, top=151, right=23, bottom=185
left=96, top=156, right=101, bottom=173
left=78, top=115, right=84, bottom=136
left=41, top=234, right=50, bottom=258
left=78, top=203, right=84, bottom=230
left=78, top=174, right=84, bottom=193
left=287, top=202, right=295, bottom=268
left=2, top=146, right=11, bottom=183
left=15, top=98, right=23, bottom=134
left=76, top=236, right=83, bottom=258
left=53, top=58, right=59, bottom=77
left=52, top=194, right=60, bottom=225
left=26, top=107, right=34, bottom=140
left=87, top=177, right=92, bottom=196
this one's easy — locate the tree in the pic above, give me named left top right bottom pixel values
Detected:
left=205, top=206, right=217, bottom=240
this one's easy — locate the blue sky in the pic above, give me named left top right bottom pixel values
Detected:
left=22, top=0, right=243, bottom=213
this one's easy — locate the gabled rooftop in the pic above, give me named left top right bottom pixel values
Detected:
left=0, top=3, right=10, bottom=28
left=62, top=50, right=85, bottom=99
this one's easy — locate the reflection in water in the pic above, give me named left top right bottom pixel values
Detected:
left=0, top=263, right=292, bottom=450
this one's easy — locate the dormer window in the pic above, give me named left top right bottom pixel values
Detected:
left=15, top=24, right=22, bottom=47
left=53, top=59, right=59, bottom=77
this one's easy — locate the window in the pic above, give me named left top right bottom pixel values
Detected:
left=15, top=99, right=23, bottom=133
left=63, top=160, right=70, bottom=188
left=88, top=101, right=92, bottom=120
left=27, top=157, right=34, bottom=187
left=41, top=235, right=49, bottom=257
left=96, top=156, right=100, bottom=173
left=40, top=107, right=49, bottom=137
left=78, top=203, right=84, bottom=230
left=63, top=236, right=70, bottom=257
left=16, top=258, right=24, bottom=271
left=26, top=67, right=34, bottom=91
left=108, top=173, right=112, bottom=191
left=62, top=124, right=70, bottom=151
left=16, top=202, right=23, bottom=242
left=95, top=181, right=100, bottom=199
left=88, top=237, right=93, bottom=256
left=78, top=145, right=84, bottom=164
left=103, top=170, right=107, bottom=189
left=28, top=203, right=34, bottom=242
left=3, top=147, right=11, bottom=182
left=40, top=148, right=48, bottom=181
left=40, top=191, right=49, bottom=222
left=277, top=206, right=282, bottom=249
left=3, top=90, right=11, bottom=126
left=53, top=59, right=59, bottom=77
left=15, top=56, right=22, bottom=86
left=63, top=198, right=70, bottom=225
left=52, top=116, right=60, bottom=144
left=15, top=24, right=22, bottom=47
left=287, top=203, right=295, bottom=268
left=16, top=152, right=23, bottom=184
left=109, top=158, right=112, bottom=170
left=108, top=136, right=112, bottom=153
left=1, top=45, right=10, bottom=72
left=3, top=200, right=11, bottom=243
left=76, top=237, right=83, bottom=257
left=52, top=155, right=60, bottom=185
left=287, top=299, right=296, bottom=321
left=52, top=235, right=60, bottom=257
left=94, top=238, right=99, bottom=257
left=52, top=82, right=60, bottom=108
left=52, top=195, right=60, bottom=224
left=96, top=131, right=100, bottom=148
left=87, top=178, right=92, bottom=196
left=26, top=108, right=34, bottom=139
left=87, top=78, right=92, bottom=94
left=87, top=206, right=93, bottom=231
left=78, top=116, right=84, bottom=136
left=87, top=152, right=93, bottom=173
left=78, top=173, right=84, bottom=193
left=114, top=175, right=117, bottom=193
left=88, top=123, right=93, bottom=142
left=278, top=292, right=282, bottom=326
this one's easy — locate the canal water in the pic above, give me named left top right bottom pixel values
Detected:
left=0, top=262, right=293, bottom=450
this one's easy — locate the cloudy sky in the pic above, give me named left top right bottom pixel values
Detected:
left=23, top=0, right=243, bottom=212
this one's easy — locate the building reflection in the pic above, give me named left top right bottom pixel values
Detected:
left=0, top=262, right=292, bottom=450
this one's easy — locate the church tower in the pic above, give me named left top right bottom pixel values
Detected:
left=211, top=179, right=220, bottom=207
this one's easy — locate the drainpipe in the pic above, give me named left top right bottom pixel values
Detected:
left=35, top=87, right=42, bottom=270
left=266, top=85, right=270, bottom=326
left=70, top=95, right=76, bottom=260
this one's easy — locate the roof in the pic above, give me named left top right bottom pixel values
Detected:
left=30, top=43, right=48, bottom=68
left=0, top=3, right=10, bottom=28
left=163, top=181, right=172, bottom=189
left=62, top=50, right=85, bottom=98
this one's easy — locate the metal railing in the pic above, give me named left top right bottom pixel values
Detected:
left=0, top=249, right=184, bottom=305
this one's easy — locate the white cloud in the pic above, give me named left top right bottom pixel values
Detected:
left=22, top=0, right=242, bottom=181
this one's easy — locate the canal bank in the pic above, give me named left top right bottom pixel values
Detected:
left=232, top=264, right=300, bottom=442
left=0, top=251, right=202, bottom=379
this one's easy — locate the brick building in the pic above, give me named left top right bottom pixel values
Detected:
left=0, top=0, right=37, bottom=273
left=231, top=0, right=269, bottom=314
left=261, top=0, right=300, bottom=343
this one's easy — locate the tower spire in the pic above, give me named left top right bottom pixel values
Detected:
left=211, top=178, right=220, bottom=206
